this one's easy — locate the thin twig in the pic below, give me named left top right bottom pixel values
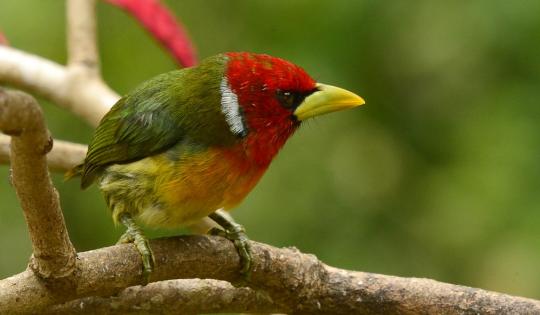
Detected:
left=0, top=134, right=86, bottom=172
left=67, top=0, right=100, bottom=75
left=0, top=89, right=77, bottom=281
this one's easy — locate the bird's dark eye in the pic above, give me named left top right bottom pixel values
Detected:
left=276, top=90, right=295, bottom=108
left=276, top=89, right=317, bottom=110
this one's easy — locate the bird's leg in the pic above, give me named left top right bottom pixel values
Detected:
left=117, top=213, right=155, bottom=281
left=208, top=211, right=252, bottom=277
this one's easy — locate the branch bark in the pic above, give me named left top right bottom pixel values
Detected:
left=0, top=236, right=538, bottom=314
left=47, top=279, right=278, bottom=315
left=0, top=89, right=77, bottom=280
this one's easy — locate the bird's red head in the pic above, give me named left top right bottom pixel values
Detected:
left=218, top=52, right=364, bottom=166
left=225, top=52, right=316, bottom=131
left=221, top=52, right=316, bottom=165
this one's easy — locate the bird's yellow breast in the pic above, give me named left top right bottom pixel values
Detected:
left=101, top=145, right=266, bottom=229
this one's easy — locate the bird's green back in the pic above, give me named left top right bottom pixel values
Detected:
left=79, top=54, right=237, bottom=188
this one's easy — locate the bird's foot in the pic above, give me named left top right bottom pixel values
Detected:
left=117, top=214, right=155, bottom=282
left=209, top=211, right=253, bottom=278
left=209, top=224, right=252, bottom=275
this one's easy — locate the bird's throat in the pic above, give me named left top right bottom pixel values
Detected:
left=243, top=121, right=298, bottom=167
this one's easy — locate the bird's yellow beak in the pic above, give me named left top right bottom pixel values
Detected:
left=293, top=83, right=365, bottom=121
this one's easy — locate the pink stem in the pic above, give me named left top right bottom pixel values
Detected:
left=105, top=0, right=197, bottom=67
left=0, top=32, right=8, bottom=45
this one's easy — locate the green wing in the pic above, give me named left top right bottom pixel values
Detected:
left=80, top=72, right=185, bottom=188
left=76, top=54, right=235, bottom=189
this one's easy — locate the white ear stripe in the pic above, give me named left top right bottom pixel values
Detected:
left=220, top=77, right=247, bottom=137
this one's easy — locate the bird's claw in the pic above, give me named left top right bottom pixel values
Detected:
left=209, top=224, right=253, bottom=277
left=117, top=222, right=155, bottom=283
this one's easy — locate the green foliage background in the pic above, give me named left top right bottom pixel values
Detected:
left=1, top=0, right=539, bottom=298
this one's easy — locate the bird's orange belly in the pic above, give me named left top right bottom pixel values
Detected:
left=143, top=147, right=266, bottom=228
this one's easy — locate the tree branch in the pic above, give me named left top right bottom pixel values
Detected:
left=0, top=45, right=118, bottom=126
left=0, top=134, right=86, bottom=172
left=0, top=89, right=77, bottom=280
left=47, top=279, right=278, bottom=314
left=67, top=0, right=100, bottom=75
left=0, top=236, right=538, bottom=314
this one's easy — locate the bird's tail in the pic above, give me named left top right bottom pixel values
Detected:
left=64, top=164, right=84, bottom=181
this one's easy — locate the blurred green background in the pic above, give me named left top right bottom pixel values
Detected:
left=1, top=0, right=540, bottom=299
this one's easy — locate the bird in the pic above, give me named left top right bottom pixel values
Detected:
left=67, top=52, right=365, bottom=277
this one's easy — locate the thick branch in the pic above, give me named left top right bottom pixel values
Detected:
left=0, top=134, right=86, bottom=172
left=48, top=279, right=278, bottom=314
left=0, top=236, right=538, bottom=314
left=0, top=89, right=77, bottom=280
